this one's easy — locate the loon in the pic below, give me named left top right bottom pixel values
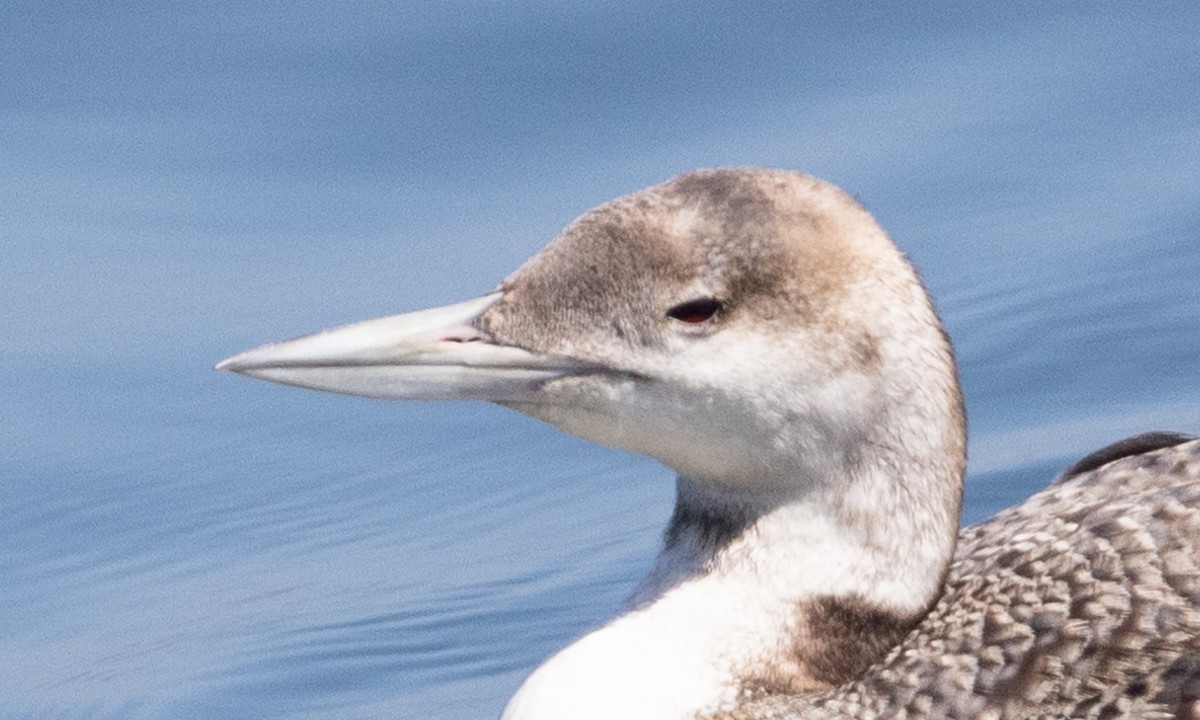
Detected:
left=217, top=169, right=1200, bottom=719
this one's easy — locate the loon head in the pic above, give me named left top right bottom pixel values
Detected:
left=220, top=169, right=963, bottom=503
left=218, top=168, right=966, bottom=719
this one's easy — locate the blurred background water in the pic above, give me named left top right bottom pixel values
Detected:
left=2, top=2, right=1198, bottom=718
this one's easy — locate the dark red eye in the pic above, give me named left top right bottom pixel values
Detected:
left=666, top=298, right=723, bottom=324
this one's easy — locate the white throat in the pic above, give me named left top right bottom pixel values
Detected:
left=502, top=456, right=957, bottom=720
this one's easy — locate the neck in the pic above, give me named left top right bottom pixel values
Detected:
left=503, top=443, right=962, bottom=720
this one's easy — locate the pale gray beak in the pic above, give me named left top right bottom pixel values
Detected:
left=215, top=293, right=590, bottom=402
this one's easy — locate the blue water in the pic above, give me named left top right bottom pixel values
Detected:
left=3, top=3, right=1198, bottom=718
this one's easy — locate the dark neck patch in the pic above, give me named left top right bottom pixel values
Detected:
left=663, top=500, right=754, bottom=554
left=799, top=595, right=921, bottom=686
left=741, top=594, right=924, bottom=696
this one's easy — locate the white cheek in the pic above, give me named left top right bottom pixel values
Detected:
left=520, top=375, right=751, bottom=477
left=516, top=329, right=883, bottom=487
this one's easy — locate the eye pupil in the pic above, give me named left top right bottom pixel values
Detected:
left=667, top=298, right=723, bottom=324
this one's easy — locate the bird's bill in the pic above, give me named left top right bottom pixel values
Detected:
left=215, top=293, right=590, bottom=402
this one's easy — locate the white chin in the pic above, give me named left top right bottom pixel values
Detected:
left=508, top=397, right=766, bottom=486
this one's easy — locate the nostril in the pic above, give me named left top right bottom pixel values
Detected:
left=440, top=326, right=486, bottom=343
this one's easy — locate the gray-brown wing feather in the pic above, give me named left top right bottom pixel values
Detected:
left=719, top=438, right=1200, bottom=719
